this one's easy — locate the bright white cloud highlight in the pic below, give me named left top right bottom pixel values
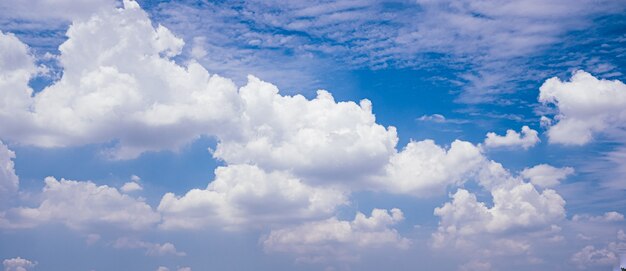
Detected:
left=432, top=161, right=566, bottom=249
left=521, top=164, right=574, bottom=188
left=539, top=70, right=626, bottom=145
left=0, top=1, right=241, bottom=159
left=380, top=140, right=484, bottom=196
left=0, top=177, right=160, bottom=230
left=121, top=182, right=142, bottom=193
left=158, top=164, right=347, bottom=230
left=213, top=78, right=398, bottom=184
left=2, top=257, right=36, bottom=271
left=484, top=126, right=539, bottom=149
left=262, top=208, right=410, bottom=262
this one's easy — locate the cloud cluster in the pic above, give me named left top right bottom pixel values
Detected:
left=432, top=161, right=566, bottom=262
left=484, top=126, right=540, bottom=149
left=540, top=71, right=626, bottom=145
left=521, top=164, right=574, bottom=188
left=0, top=1, right=241, bottom=159
left=2, top=257, right=36, bottom=271
left=262, top=208, right=410, bottom=262
left=0, top=177, right=160, bottom=230
left=158, top=164, right=347, bottom=230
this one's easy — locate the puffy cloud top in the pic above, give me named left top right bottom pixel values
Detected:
left=539, top=71, right=626, bottom=145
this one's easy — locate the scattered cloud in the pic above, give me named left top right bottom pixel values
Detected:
left=158, top=164, right=347, bottom=230
left=484, top=126, right=540, bottom=150
left=0, top=177, right=160, bottom=230
left=2, top=257, right=36, bottom=271
left=539, top=71, right=626, bottom=145
left=262, top=208, right=410, bottom=263
left=521, top=164, right=574, bottom=188
left=572, top=212, right=625, bottom=223
left=113, top=237, right=186, bottom=257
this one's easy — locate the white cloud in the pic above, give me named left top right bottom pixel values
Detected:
left=2, top=257, right=36, bottom=271
left=113, top=237, right=186, bottom=257
left=572, top=212, right=625, bottom=223
left=262, top=208, right=410, bottom=262
left=521, top=164, right=574, bottom=188
left=484, top=126, right=540, bottom=149
left=0, top=1, right=242, bottom=159
left=120, top=182, right=142, bottom=193
left=539, top=70, right=626, bottom=145
left=433, top=162, right=566, bottom=250
left=0, top=177, right=160, bottom=230
left=571, top=245, right=618, bottom=269
left=0, top=141, right=18, bottom=207
left=156, top=267, right=169, bottom=271
left=213, top=78, right=398, bottom=184
left=417, top=114, right=446, bottom=123
left=379, top=139, right=484, bottom=197
left=158, top=164, right=347, bottom=230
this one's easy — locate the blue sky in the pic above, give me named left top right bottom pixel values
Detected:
left=0, top=0, right=625, bottom=270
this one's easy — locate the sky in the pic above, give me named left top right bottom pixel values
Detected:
left=0, top=0, right=625, bottom=270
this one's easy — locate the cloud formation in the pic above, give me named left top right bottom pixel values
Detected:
left=158, top=164, right=347, bottom=230
left=262, top=208, right=410, bottom=262
left=484, top=126, right=539, bottom=149
left=0, top=177, right=160, bottom=230
left=540, top=71, right=626, bottom=145
left=2, top=257, right=36, bottom=271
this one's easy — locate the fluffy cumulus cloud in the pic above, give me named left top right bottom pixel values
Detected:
left=484, top=126, right=540, bottom=149
left=0, top=177, right=160, bottom=230
left=432, top=161, right=566, bottom=257
left=262, top=208, right=410, bottom=262
left=158, top=164, right=347, bottom=230
left=521, top=164, right=574, bottom=188
left=2, top=257, right=36, bottom=271
left=539, top=70, right=626, bottom=145
left=379, top=140, right=484, bottom=197
left=0, top=141, right=18, bottom=207
left=0, top=1, right=241, bottom=159
left=113, top=238, right=186, bottom=257
left=212, top=79, right=398, bottom=184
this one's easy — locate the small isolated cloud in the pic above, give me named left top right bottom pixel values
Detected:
left=262, top=208, right=410, bottom=263
left=0, top=177, right=160, bottom=230
left=521, top=164, right=574, bottom=188
left=484, top=126, right=539, bottom=149
left=113, top=237, right=186, bottom=257
left=2, top=257, right=36, bottom=271
left=539, top=70, right=626, bottom=145
left=572, top=212, right=625, bottom=223
left=120, top=182, right=142, bottom=193
left=418, top=114, right=446, bottom=123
